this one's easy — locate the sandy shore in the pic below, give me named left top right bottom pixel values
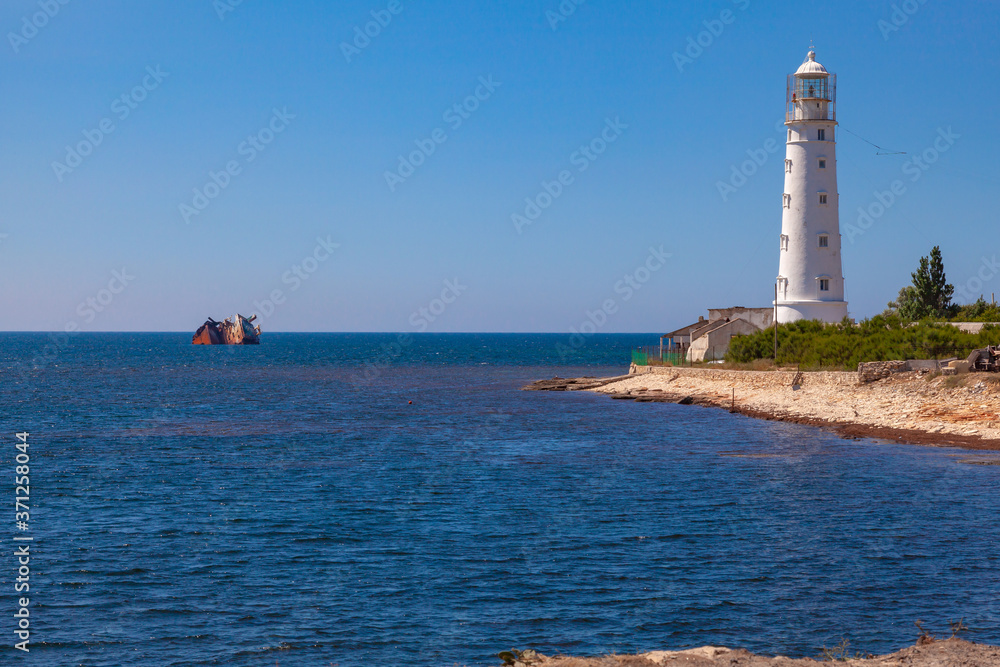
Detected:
left=526, top=366, right=1000, bottom=451
left=498, top=638, right=1000, bottom=666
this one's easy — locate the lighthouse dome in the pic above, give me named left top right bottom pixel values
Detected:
left=795, top=51, right=828, bottom=76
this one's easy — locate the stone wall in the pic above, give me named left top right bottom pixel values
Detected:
left=628, top=360, right=949, bottom=387
left=855, top=359, right=950, bottom=383
left=628, top=364, right=859, bottom=387
left=856, top=360, right=908, bottom=383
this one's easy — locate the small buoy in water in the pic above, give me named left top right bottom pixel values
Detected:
left=408, top=401, right=413, bottom=404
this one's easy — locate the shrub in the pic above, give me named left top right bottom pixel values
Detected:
left=952, top=298, right=1000, bottom=322
left=726, top=318, right=998, bottom=369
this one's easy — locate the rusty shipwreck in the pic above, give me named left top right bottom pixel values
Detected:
left=192, top=314, right=261, bottom=345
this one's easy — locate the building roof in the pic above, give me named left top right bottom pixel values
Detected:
left=688, top=320, right=721, bottom=341
left=701, top=318, right=761, bottom=336
left=660, top=321, right=704, bottom=338
left=707, top=306, right=773, bottom=316
left=795, top=50, right=828, bottom=76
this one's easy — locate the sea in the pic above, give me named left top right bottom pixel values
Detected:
left=2, top=333, right=999, bottom=666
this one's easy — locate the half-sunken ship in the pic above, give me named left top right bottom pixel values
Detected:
left=192, top=314, right=261, bottom=345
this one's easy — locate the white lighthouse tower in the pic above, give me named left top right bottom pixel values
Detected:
left=775, top=50, right=848, bottom=323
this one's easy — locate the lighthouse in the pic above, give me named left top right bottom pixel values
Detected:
left=775, top=50, right=848, bottom=323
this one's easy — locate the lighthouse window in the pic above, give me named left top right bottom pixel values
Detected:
left=819, top=279, right=830, bottom=292
left=817, top=129, right=826, bottom=141
left=819, top=193, right=828, bottom=204
left=818, top=235, right=829, bottom=247
left=785, top=159, right=792, bottom=173
left=780, top=234, right=789, bottom=251
left=783, top=194, right=791, bottom=208
left=788, top=129, right=792, bottom=141
left=819, top=159, right=827, bottom=169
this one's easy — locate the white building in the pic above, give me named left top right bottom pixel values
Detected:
left=775, top=50, right=849, bottom=323
left=661, top=307, right=774, bottom=363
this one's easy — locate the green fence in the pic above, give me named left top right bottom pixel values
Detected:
left=632, top=347, right=687, bottom=367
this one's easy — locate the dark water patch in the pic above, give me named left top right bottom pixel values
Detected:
left=958, top=458, right=1000, bottom=465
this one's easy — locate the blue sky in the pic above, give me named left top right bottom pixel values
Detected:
left=1, top=0, right=997, bottom=332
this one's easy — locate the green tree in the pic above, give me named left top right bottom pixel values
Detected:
left=887, top=285, right=922, bottom=320
left=887, top=246, right=955, bottom=320
left=912, top=246, right=955, bottom=318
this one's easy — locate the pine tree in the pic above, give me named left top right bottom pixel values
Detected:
left=909, top=246, right=955, bottom=319
left=885, top=247, right=956, bottom=321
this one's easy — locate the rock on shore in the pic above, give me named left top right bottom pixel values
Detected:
left=522, top=375, right=632, bottom=391
left=496, top=638, right=1000, bottom=666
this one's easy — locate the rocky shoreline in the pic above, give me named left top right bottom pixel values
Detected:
left=525, top=366, right=1000, bottom=452
left=495, top=638, right=1000, bottom=666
